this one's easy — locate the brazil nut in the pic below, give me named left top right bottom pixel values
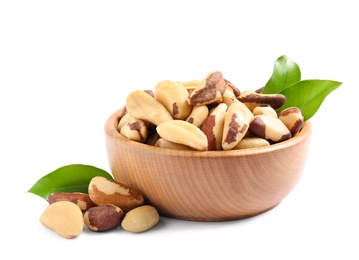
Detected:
left=278, top=107, right=304, bottom=136
left=201, top=103, right=228, bottom=150
left=88, top=176, right=144, bottom=212
left=222, top=100, right=253, bottom=150
left=188, top=70, right=226, bottom=106
left=238, top=90, right=286, bottom=111
left=126, top=90, right=173, bottom=126
left=249, top=114, right=292, bottom=143
left=154, top=80, right=192, bottom=120
left=120, top=118, right=148, bottom=143
left=185, top=105, right=209, bottom=127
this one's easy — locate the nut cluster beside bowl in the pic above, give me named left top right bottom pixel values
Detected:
left=104, top=71, right=312, bottom=221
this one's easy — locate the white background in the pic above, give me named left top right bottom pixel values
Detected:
left=1, top=1, right=358, bottom=259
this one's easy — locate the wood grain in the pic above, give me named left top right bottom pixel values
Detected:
left=105, top=108, right=312, bottom=221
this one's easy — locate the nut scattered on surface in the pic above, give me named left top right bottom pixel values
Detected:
left=40, top=179, right=159, bottom=237
left=121, top=205, right=160, bottom=233
left=88, top=176, right=144, bottom=212
left=84, top=204, right=124, bottom=232
left=48, top=192, right=95, bottom=213
left=40, top=201, right=84, bottom=239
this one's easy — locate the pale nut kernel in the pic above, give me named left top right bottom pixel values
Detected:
left=188, top=70, right=226, bottom=106
left=154, top=80, right=192, bottom=120
left=221, top=89, right=237, bottom=106
left=121, top=205, right=159, bottom=233
left=84, top=204, right=124, bottom=232
left=179, top=79, right=201, bottom=87
left=222, top=100, right=254, bottom=150
left=126, top=90, right=173, bottom=126
left=224, top=79, right=241, bottom=97
left=252, top=105, right=278, bottom=118
left=249, top=114, right=292, bottom=143
left=278, top=107, right=304, bottom=136
left=40, top=201, right=84, bottom=239
left=200, top=103, right=228, bottom=150
left=237, top=90, right=286, bottom=111
left=48, top=192, right=95, bottom=213
left=88, top=176, right=144, bottom=212
left=117, top=112, right=136, bottom=131
left=155, top=138, right=194, bottom=150
left=156, top=120, right=208, bottom=151
left=185, top=105, right=209, bottom=127
left=233, top=137, right=270, bottom=149
left=120, top=119, right=148, bottom=143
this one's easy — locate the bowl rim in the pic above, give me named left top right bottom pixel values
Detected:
left=105, top=108, right=312, bottom=158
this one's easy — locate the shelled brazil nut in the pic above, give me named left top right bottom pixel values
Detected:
left=118, top=70, right=304, bottom=150
left=40, top=176, right=160, bottom=238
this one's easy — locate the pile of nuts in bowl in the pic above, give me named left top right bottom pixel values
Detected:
left=118, top=70, right=304, bottom=151
left=40, top=176, right=159, bottom=239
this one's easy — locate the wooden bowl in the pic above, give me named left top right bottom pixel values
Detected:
left=104, top=108, right=312, bottom=221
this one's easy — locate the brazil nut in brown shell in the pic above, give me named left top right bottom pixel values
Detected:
left=84, top=204, right=124, bottom=232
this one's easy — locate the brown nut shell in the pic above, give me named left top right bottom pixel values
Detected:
left=48, top=192, right=95, bottom=213
left=238, top=90, right=286, bottom=111
left=224, top=79, right=241, bottom=97
left=84, top=204, right=124, bottom=232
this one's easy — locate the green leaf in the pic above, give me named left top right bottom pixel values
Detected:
left=28, top=164, right=113, bottom=201
left=262, top=55, right=301, bottom=94
left=277, top=79, right=342, bottom=121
